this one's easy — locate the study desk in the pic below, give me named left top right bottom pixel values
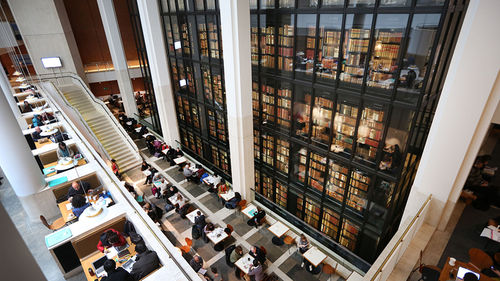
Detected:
left=268, top=221, right=289, bottom=238
left=32, top=138, right=76, bottom=156
left=81, top=237, right=136, bottom=281
left=302, top=247, right=327, bottom=267
left=186, top=209, right=202, bottom=224
left=174, top=156, right=187, bottom=165
left=480, top=225, right=500, bottom=242
left=439, top=257, right=493, bottom=281
left=219, top=190, right=235, bottom=202
left=169, top=194, right=188, bottom=208
left=242, top=204, right=258, bottom=219
left=206, top=227, right=228, bottom=245
left=43, top=158, right=87, bottom=177
left=235, top=253, right=255, bottom=275
left=58, top=195, right=113, bottom=223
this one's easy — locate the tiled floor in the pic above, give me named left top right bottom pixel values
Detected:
left=122, top=140, right=346, bottom=281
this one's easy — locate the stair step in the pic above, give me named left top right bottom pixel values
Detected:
left=112, top=154, right=137, bottom=165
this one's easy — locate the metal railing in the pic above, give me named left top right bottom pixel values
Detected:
left=351, top=194, right=433, bottom=281
left=35, top=72, right=140, bottom=155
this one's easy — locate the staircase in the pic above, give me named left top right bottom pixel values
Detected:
left=57, top=83, right=141, bottom=172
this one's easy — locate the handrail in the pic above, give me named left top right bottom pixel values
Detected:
left=38, top=81, right=111, bottom=160
left=366, top=194, right=432, bottom=281
left=34, top=72, right=140, bottom=155
left=37, top=83, right=199, bottom=280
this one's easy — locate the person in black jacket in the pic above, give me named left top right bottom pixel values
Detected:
left=249, top=245, right=266, bottom=264
left=130, top=243, right=160, bottom=280
left=101, top=259, right=133, bottom=281
left=142, top=202, right=163, bottom=223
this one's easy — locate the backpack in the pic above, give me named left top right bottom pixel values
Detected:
left=130, top=232, right=143, bottom=245
left=225, top=244, right=236, bottom=266
left=123, top=220, right=136, bottom=237
left=192, top=225, right=201, bottom=239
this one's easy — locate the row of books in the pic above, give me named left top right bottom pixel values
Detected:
left=362, top=108, right=384, bottom=122
left=347, top=39, right=369, bottom=52
left=278, top=47, right=293, bottom=57
left=346, top=53, right=365, bottom=66
left=279, top=36, right=293, bottom=46
left=279, top=25, right=294, bottom=36
left=278, top=57, right=294, bottom=71
left=377, top=31, right=403, bottom=43
left=343, top=66, right=365, bottom=76
left=373, top=44, right=400, bottom=59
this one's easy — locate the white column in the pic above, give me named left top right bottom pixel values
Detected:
left=0, top=66, right=27, bottom=129
left=220, top=0, right=254, bottom=200
left=401, top=0, right=500, bottom=230
left=136, top=0, right=180, bottom=145
left=97, top=0, right=138, bottom=117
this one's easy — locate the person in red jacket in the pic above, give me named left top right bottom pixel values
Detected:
left=111, top=159, right=120, bottom=178
left=97, top=229, right=127, bottom=252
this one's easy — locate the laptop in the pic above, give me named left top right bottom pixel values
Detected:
left=456, top=266, right=480, bottom=280
left=121, top=258, right=136, bottom=273
left=91, top=256, right=108, bottom=277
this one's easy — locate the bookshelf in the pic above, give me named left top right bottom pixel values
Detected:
left=340, top=28, right=371, bottom=85
left=323, top=0, right=345, bottom=6
left=191, top=105, right=200, bottom=129
left=220, top=150, right=229, bottom=173
left=181, top=22, right=190, bottom=56
left=251, top=25, right=259, bottom=66
left=261, top=83, right=275, bottom=124
left=308, top=152, right=327, bottom=192
left=181, top=128, right=188, bottom=147
left=275, top=181, right=287, bottom=208
left=317, top=28, right=341, bottom=80
left=276, top=138, right=290, bottom=174
left=280, top=0, right=294, bottom=8
left=170, top=60, right=179, bottom=91
left=212, top=71, right=224, bottom=106
left=367, top=30, right=403, bottom=89
left=277, top=84, right=292, bottom=130
left=321, top=207, right=340, bottom=239
left=216, top=111, right=227, bottom=142
left=207, top=20, right=220, bottom=59
left=183, top=98, right=191, bottom=123
left=202, top=66, right=213, bottom=102
left=347, top=169, right=370, bottom=213
left=186, top=66, right=195, bottom=94
left=255, top=169, right=260, bottom=193
left=296, top=193, right=304, bottom=218
left=211, top=145, right=220, bottom=168
left=262, top=174, right=273, bottom=200
left=304, top=197, right=320, bottom=229
left=262, top=134, right=274, bottom=166
left=176, top=96, right=185, bottom=121
left=188, top=132, right=195, bottom=151
left=295, top=17, right=316, bottom=76
left=260, top=0, right=275, bottom=9
left=195, top=136, right=202, bottom=155
left=295, top=147, right=307, bottom=183
left=198, top=22, right=208, bottom=58
left=165, top=20, right=174, bottom=53
left=278, top=21, right=294, bottom=74
left=294, top=91, right=312, bottom=138
left=252, top=81, right=260, bottom=118
left=207, top=109, right=217, bottom=138
left=356, top=107, right=384, bottom=162
left=340, top=218, right=360, bottom=251
left=254, top=129, right=260, bottom=160
left=312, top=96, right=333, bottom=145
left=326, top=160, right=348, bottom=203
left=332, top=103, right=358, bottom=153
left=206, top=0, right=215, bottom=10
left=260, top=23, right=275, bottom=70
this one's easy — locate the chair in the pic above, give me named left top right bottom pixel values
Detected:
left=226, top=224, right=234, bottom=237
left=180, top=237, right=192, bottom=254
left=40, top=215, right=65, bottom=231
left=283, top=235, right=295, bottom=254
left=494, top=252, right=500, bottom=265
left=468, top=248, right=493, bottom=270
left=418, top=265, right=441, bottom=281
left=238, top=200, right=247, bottom=211
left=319, top=263, right=337, bottom=280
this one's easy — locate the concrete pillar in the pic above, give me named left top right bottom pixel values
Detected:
left=0, top=80, right=55, bottom=221
left=219, top=0, right=254, bottom=200
left=401, top=0, right=500, bottom=230
left=0, top=65, right=27, bottom=129
left=7, top=0, right=85, bottom=79
left=136, top=0, right=180, bottom=145
left=97, top=0, right=138, bottom=117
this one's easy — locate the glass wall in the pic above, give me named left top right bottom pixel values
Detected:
left=159, top=0, right=230, bottom=178
left=251, top=0, right=461, bottom=265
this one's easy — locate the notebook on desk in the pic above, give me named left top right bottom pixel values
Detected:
left=456, top=267, right=480, bottom=280
left=92, top=255, right=108, bottom=278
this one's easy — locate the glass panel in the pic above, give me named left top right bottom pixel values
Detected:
left=252, top=81, right=260, bottom=118
left=304, top=197, right=320, bottom=228
left=211, top=67, right=225, bottom=108
left=262, top=174, right=274, bottom=200
left=276, top=137, right=290, bottom=174
left=183, top=98, right=191, bottom=124
left=348, top=0, right=375, bottom=7
left=255, top=169, right=260, bottom=192
left=275, top=181, right=287, bottom=208
left=367, top=14, right=407, bottom=90
left=347, top=169, right=370, bottom=213
left=397, top=14, right=441, bottom=104
left=171, top=16, right=182, bottom=57
left=188, top=132, right=195, bottom=151
left=332, top=98, right=359, bottom=156
left=417, top=0, right=445, bottom=6
left=260, top=14, right=275, bottom=71
left=340, top=218, right=360, bottom=251
left=197, top=16, right=209, bottom=60
left=340, top=14, right=373, bottom=85
left=176, top=96, right=185, bottom=121
left=177, top=0, right=185, bottom=11
left=298, top=0, right=318, bottom=8
left=164, top=19, right=175, bottom=53
left=292, top=145, right=307, bottom=184
left=312, top=94, right=333, bottom=146
left=321, top=207, right=340, bottom=239
left=260, top=0, right=275, bottom=9
left=280, top=0, right=294, bottom=8
left=211, top=145, right=219, bottom=166
left=308, top=152, right=327, bottom=193
left=322, top=0, right=344, bottom=7
left=181, top=128, right=188, bottom=146
left=276, top=81, right=292, bottom=132
left=368, top=180, right=395, bottom=229
left=277, top=15, right=294, bottom=76
left=195, top=136, right=203, bottom=155
left=169, top=0, right=177, bottom=12
left=180, top=16, right=191, bottom=57
left=216, top=111, right=227, bottom=142
left=356, top=104, right=384, bottom=164
left=380, top=0, right=411, bottom=6
left=296, top=193, right=304, bottom=218
left=250, top=0, right=258, bottom=9
left=262, top=133, right=274, bottom=166
left=192, top=105, right=200, bottom=129
left=201, top=65, right=213, bottom=104
left=326, top=159, right=348, bottom=203
left=195, top=0, right=204, bottom=11
left=295, top=14, right=317, bottom=79
left=206, top=0, right=216, bottom=10
left=380, top=107, right=413, bottom=173
left=261, top=80, right=275, bottom=124
left=317, top=14, right=342, bottom=82
left=207, top=15, right=220, bottom=59
left=207, top=109, right=216, bottom=138
left=220, top=150, right=229, bottom=172
left=251, top=15, right=259, bottom=66
left=292, top=86, right=312, bottom=139
left=170, top=60, right=179, bottom=91
left=254, top=129, right=260, bottom=160
left=186, top=65, right=195, bottom=95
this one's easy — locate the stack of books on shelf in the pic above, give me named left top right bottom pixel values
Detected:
left=260, top=26, right=275, bottom=68
left=198, top=24, right=208, bottom=57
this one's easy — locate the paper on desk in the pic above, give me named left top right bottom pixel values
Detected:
left=65, top=203, right=72, bottom=210
left=106, top=247, right=118, bottom=259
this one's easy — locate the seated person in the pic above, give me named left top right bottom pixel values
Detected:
left=165, top=185, right=178, bottom=199
left=174, top=193, right=190, bottom=218
left=130, top=243, right=160, bottom=280
left=124, top=182, right=143, bottom=203
left=41, top=111, right=56, bottom=123
left=154, top=178, right=168, bottom=198
left=22, top=100, right=32, bottom=113
left=140, top=160, right=150, bottom=171
left=249, top=245, right=266, bottom=265
left=248, top=259, right=265, bottom=281
left=189, top=255, right=205, bottom=274
left=247, top=209, right=266, bottom=227
left=144, top=167, right=157, bottom=185
left=166, top=148, right=177, bottom=165
left=296, top=234, right=310, bottom=254
left=101, top=259, right=133, bottom=281
left=224, top=192, right=242, bottom=209
left=31, top=126, right=43, bottom=141
left=97, top=229, right=127, bottom=252
left=142, top=202, right=163, bottom=223
left=207, top=174, right=222, bottom=193
left=229, top=245, right=243, bottom=265
left=71, top=194, right=90, bottom=218
left=32, top=114, right=43, bottom=127
left=67, top=181, right=93, bottom=202
left=202, top=223, right=215, bottom=243
left=194, top=211, right=206, bottom=228
left=57, top=141, right=74, bottom=159
left=209, top=267, right=222, bottom=281
left=183, top=163, right=199, bottom=183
